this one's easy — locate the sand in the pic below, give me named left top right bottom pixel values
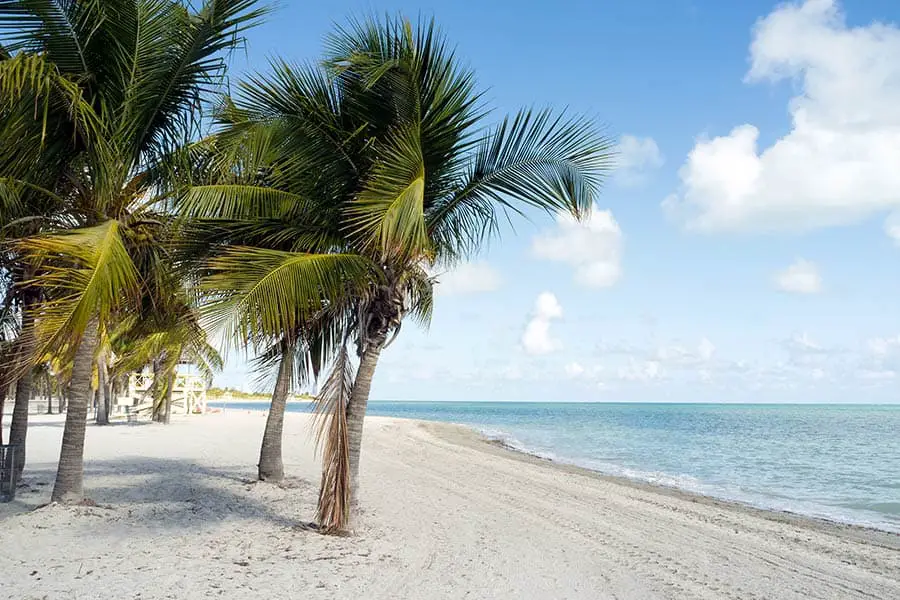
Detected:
left=1, top=411, right=898, bottom=599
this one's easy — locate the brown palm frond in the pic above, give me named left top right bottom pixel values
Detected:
left=313, top=343, right=355, bottom=533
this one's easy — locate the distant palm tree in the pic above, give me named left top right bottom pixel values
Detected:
left=187, top=16, right=615, bottom=532
left=0, top=0, right=266, bottom=503
left=112, top=289, right=223, bottom=423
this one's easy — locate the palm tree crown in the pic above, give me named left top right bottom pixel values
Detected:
left=187, top=16, right=616, bottom=532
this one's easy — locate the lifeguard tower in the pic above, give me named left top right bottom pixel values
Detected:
left=119, top=361, right=209, bottom=415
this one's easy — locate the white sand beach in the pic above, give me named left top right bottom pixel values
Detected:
left=2, top=411, right=898, bottom=599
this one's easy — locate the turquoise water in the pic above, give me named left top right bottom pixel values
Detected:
left=223, top=401, right=900, bottom=532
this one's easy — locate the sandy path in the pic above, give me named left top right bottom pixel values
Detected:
left=1, top=412, right=898, bottom=599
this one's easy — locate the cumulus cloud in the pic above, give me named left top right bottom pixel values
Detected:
left=594, top=336, right=718, bottom=384
left=533, top=205, right=623, bottom=288
left=868, top=335, right=900, bottom=358
left=434, top=262, right=502, bottom=295
left=664, top=0, right=900, bottom=235
left=863, top=335, right=900, bottom=378
left=615, top=135, right=664, bottom=185
left=774, top=259, right=822, bottom=294
left=655, top=338, right=717, bottom=367
left=521, top=293, right=563, bottom=355
left=885, top=212, right=900, bottom=245
left=564, top=362, right=585, bottom=378
left=697, top=337, right=716, bottom=361
left=618, top=359, right=663, bottom=382
left=784, top=332, right=826, bottom=354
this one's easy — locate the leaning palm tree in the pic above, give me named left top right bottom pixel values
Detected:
left=176, top=114, right=373, bottom=483
left=0, top=0, right=266, bottom=503
left=187, top=16, right=615, bottom=532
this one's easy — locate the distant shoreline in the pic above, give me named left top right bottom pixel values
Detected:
left=207, top=397, right=313, bottom=405
left=205, top=398, right=900, bottom=406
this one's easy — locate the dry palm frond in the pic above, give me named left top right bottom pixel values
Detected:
left=313, top=343, right=355, bottom=533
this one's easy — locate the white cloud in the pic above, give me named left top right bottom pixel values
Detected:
left=653, top=338, right=717, bottom=368
left=564, top=362, right=585, bottom=378
left=781, top=333, right=837, bottom=371
left=618, top=359, right=663, bottom=382
left=697, top=337, right=716, bottom=361
left=521, top=292, right=563, bottom=355
left=885, top=212, right=900, bottom=245
left=774, top=259, right=822, bottom=294
left=665, top=0, right=900, bottom=235
left=616, top=135, right=664, bottom=185
left=533, top=204, right=623, bottom=288
left=434, top=262, right=501, bottom=295
left=784, top=332, right=825, bottom=353
left=868, top=335, right=900, bottom=358
left=858, top=369, right=896, bottom=381
left=499, top=365, right=524, bottom=381
left=534, top=292, right=563, bottom=319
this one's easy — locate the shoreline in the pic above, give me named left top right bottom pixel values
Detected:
left=215, top=402, right=900, bottom=537
left=3, top=412, right=899, bottom=599
left=434, top=421, right=900, bottom=546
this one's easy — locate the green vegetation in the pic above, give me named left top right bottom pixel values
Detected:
left=0, top=2, right=613, bottom=532
left=207, top=388, right=314, bottom=402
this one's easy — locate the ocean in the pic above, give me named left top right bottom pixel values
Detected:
left=220, top=401, right=900, bottom=533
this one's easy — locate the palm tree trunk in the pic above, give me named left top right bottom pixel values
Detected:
left=58, top=377, right=68, bottom=413
left=345, top=339, right=385, bottom=514
left=0, top=384, right=6, bottom=445
left=8, top=297, right=35, bottom=478
left=151, top=357, right=165, bottom=423
left=45, top=373, right=54, bottom=415
left=51, top=321, right=99, bottom=504
left=9, top=372, right=33, bottom=478
left=95, top=350, right=109, bottom=425
left=258, top=343, right=294, bottom=482
left=8, top=281, right=36, bottom=476
left=163, top=367, right=175, bottom=425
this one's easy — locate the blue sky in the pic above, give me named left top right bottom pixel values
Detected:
left=215, top=0, right=900, bottom=403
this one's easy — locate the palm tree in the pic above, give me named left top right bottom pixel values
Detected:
left=0, top=36, right=76, bottom=479
left=188, top=16, right=615, bottom=532
left=111, top=290, right=223, bottom=424
left=178, top=111, right=374, bottom=483
left=0, top=0, right=266, bottom=503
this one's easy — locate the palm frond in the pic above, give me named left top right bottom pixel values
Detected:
left=403, top=262, right=434, bottom=328
left=181, top=185, right=307, bottom=220
left=200, top=247, right=377, bottom=354
left=127, top=0, right=269, bottom=161
left=17, top=219, right=140, bottom=361
left=428, top=108, right=616, bottom=258
left=0, top=0, right=104, bottom=75
left=0, top=51, right=101, bottom=145
left=314, top=342, right=354, bottom=533
left=346, top=124, right=429, bottom=259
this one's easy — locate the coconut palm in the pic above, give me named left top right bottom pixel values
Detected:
left=177, top=110, right=375, bottom=483
left=0, top=0, right=266, bottom=503
left=187, top=16, right=615, bottom=532
left=0, top=34, right=78, bottom=478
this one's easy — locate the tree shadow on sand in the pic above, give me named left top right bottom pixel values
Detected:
left=1, top=457, right=319, bottom=530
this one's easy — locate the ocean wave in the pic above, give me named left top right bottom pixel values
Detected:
left=471, top=425, right=900, bottom=534
left=477, top=428, right=559, bottom=461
